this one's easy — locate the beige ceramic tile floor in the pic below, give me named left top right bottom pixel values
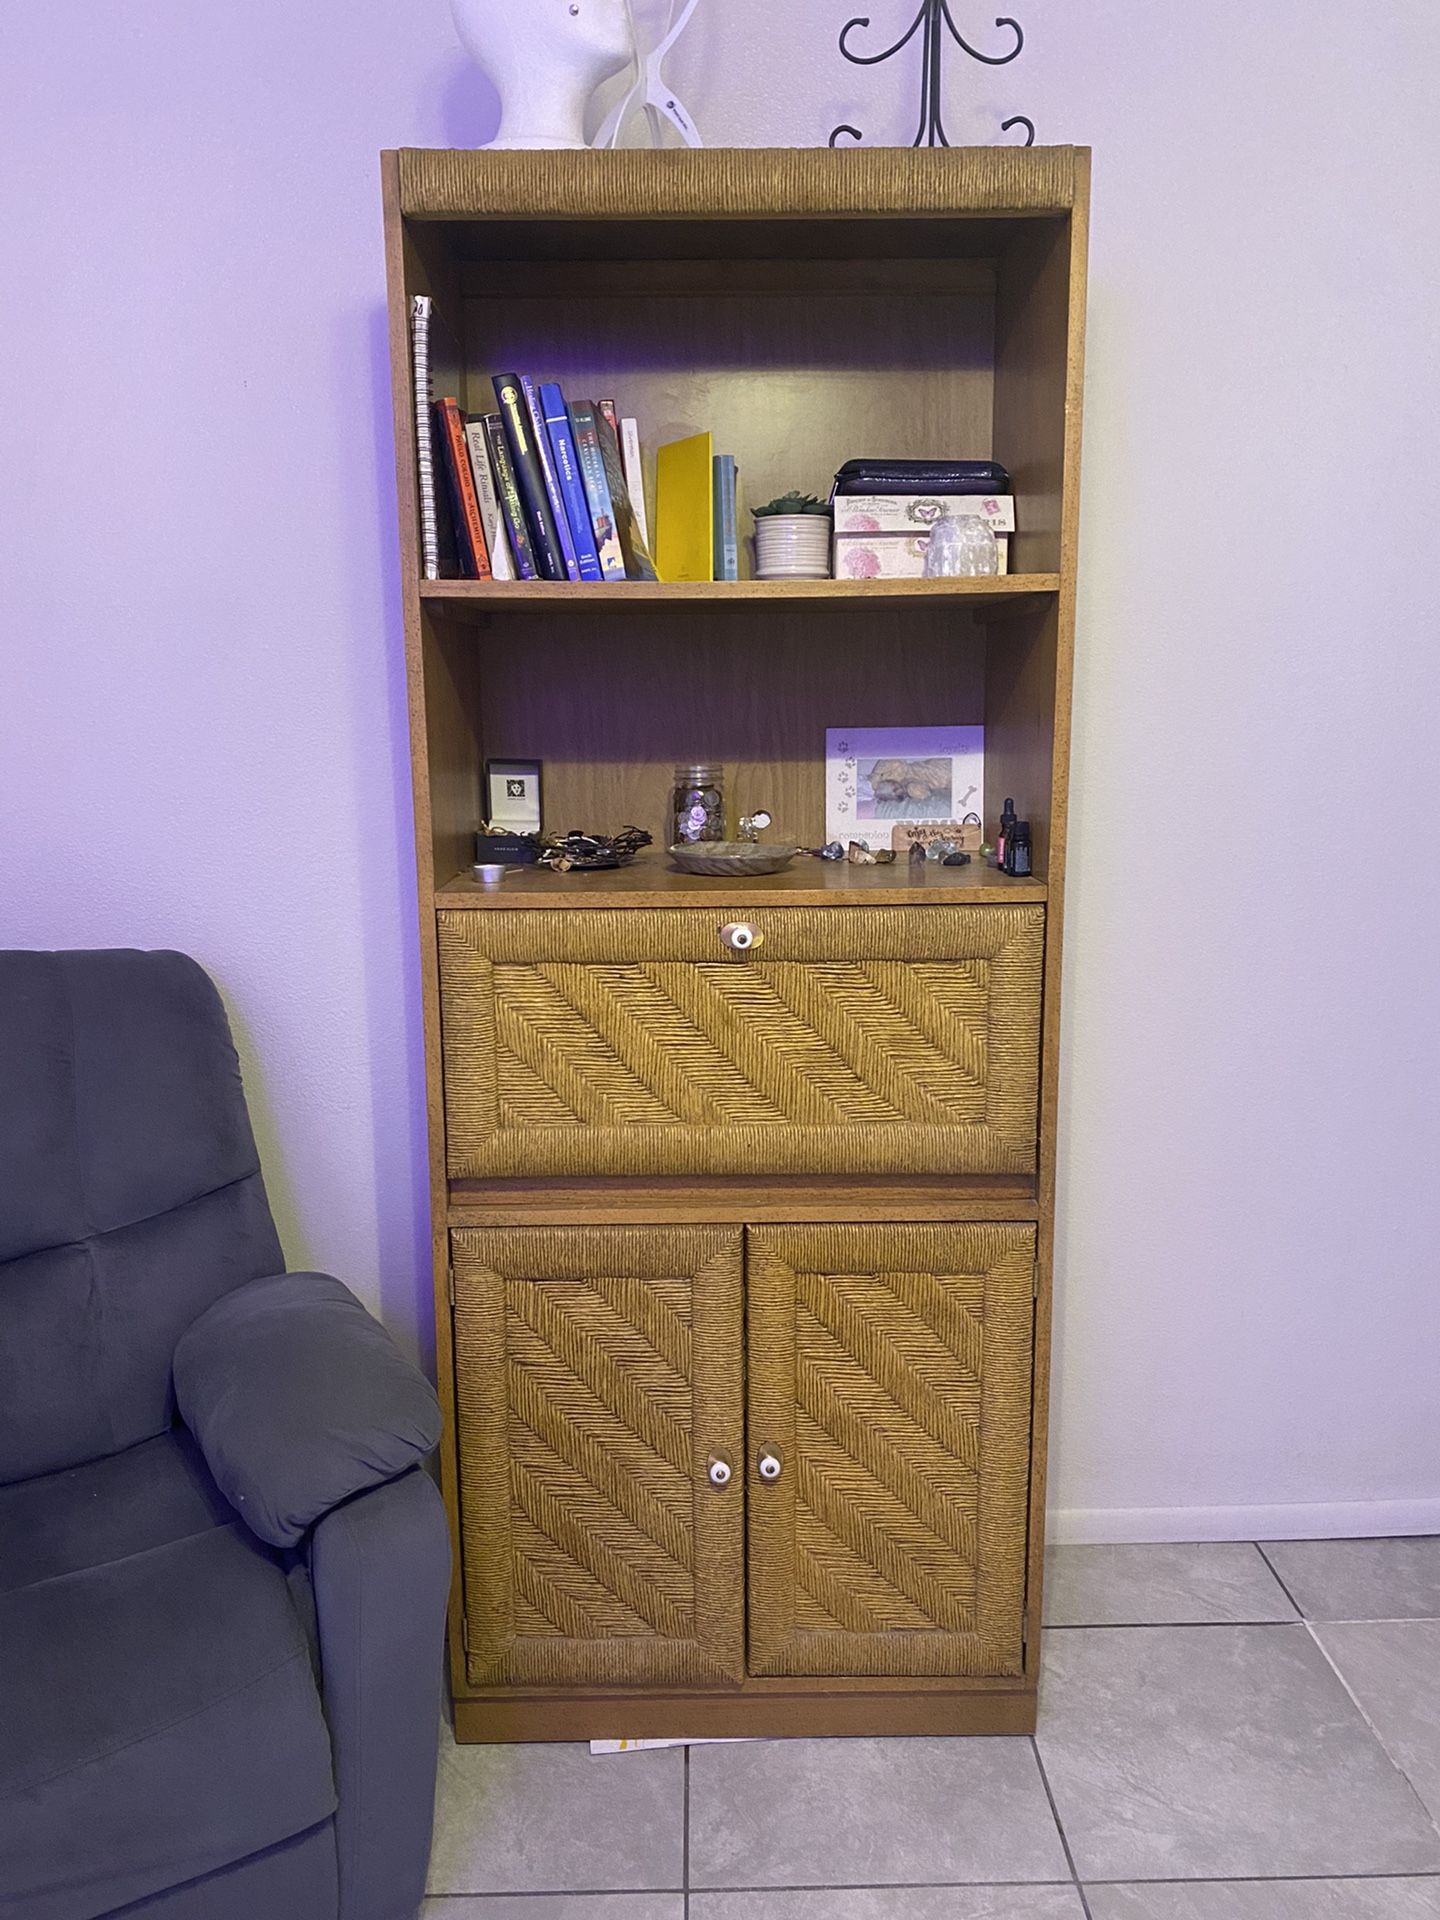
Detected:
left=423, top=1539, right=1440, bottom=1918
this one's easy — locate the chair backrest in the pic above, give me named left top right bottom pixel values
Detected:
left=0, top=950, right=283, bottom=1485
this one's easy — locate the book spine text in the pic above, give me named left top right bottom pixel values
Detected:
left=465, top=419, right=515, bottom=581
left=621, top=417, right=651, bottom=550
left=595, top=407, right=658, bottom=582
left=540, top=384, right=603, bottom=582
left=438, top=397, right=492, bottom=578
left=481, top=414, right=538, bottom=580
left=492, top=374, right=565, bottom=581
left=713, top=454, right=739, bottom=582
left=569, top=403, right=628, bottom=581
left=520, top=374, right=581, bottom=581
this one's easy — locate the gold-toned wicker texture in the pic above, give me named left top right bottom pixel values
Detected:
left=397, top=146, right=1081, bottom=220
left=451, top=1226, right=744, bottom=1690
left=747, top=1224, right=1035, bottom=1677
left=438, top=906, right=1044, bottom=1178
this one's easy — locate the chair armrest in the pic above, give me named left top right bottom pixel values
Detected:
left=311, top=1468, right=451, bottom=1920
left=173, top=1272, right=441, bottom=1548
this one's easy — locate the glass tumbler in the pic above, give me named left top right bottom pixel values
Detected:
left=923, top=513, right=1000, bottom=578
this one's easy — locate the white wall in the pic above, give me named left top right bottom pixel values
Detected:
left=2, top=0, right=1438, bottom=1540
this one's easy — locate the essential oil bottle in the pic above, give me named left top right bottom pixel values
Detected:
left=996, top=797, right=1017, bottom=868
left=1005, top=820, right=1033, bottom=877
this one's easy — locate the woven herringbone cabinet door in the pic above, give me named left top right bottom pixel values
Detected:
left=450, top=1226, right=745, bottom=1689
left=746, top=1224, right=1035, bottom=1677
left=438, top=906, right=1044, bottom=1177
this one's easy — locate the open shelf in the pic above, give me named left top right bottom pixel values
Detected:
left=436, top=854, right=1046, bottom=909
left=420, top=576, right=1060, bottom=614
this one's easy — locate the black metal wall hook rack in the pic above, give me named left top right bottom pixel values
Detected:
left=829, top=3, right=1035, bottom=150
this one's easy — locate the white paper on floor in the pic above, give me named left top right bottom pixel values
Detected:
left=590, top=1737, right=752, bottom=1753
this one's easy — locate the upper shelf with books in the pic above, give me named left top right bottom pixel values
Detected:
left=418, top=575, right=1060, bottom=615
left=396, top=147, right=1086, bottom=595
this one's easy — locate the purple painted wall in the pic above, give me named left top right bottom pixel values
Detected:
left=3, top=1, right=1440, bottom=1536
left=0, top=0, right=492, bottom=1358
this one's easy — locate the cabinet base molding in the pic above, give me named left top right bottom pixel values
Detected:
left=453, top=1687, right=1037, bottom=1743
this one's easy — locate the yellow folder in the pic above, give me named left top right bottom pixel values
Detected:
left=655, top=431, right=714, bottom=583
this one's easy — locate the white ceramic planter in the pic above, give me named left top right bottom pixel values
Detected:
left=754, top=514, right=833, bottom=580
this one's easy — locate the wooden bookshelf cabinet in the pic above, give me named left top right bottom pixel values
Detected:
left=383, top=145, right=1089, bottom=1741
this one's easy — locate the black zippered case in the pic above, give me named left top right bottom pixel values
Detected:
left=832, top=459, right=1012, bottom=497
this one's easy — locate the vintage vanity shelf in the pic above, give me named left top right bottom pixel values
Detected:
left=383, top=144, right=1088, bottom=1740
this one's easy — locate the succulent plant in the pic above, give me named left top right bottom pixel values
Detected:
left=752, top=491, right=832, bottom=519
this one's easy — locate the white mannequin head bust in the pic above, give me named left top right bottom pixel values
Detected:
left=451, top=0, right=636, bottom=150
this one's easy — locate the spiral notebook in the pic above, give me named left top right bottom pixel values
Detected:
left=410, top=295, right=440, bottom=580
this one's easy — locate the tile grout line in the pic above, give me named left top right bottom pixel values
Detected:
left=425, top=1874, right=1440, bottom=1898
left=1251, top=1543, right=1440, bottom=1629
left=675, top=1883, right=1086, bottom=1895
left=683, top=1742, right=691, bottom=1919
left=1047, top=1619, right=1299, bottom=1631
left=424, top=1875, right=1440, bottom=1902
left=1080, top=1871, right=1440, bottom=1886
left=1296, top=1615, right=1440, bottom=1627
left=1254, top=1541, right=1306, bottom=1618
left=1030, top=1733, right=1094, bottom=1920
left=1301, top=1616, right=1440, bottom=1849
left=422, top=1892, right=688, bottom=1903
left=1246, top=1527, right=1433, bottom=1833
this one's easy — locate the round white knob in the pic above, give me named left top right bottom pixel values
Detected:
left=719, top=922, right=763, bottom=952
left=757, top=1450, right=783, bottom=1483
left=707, top=1457, right=733, bottom=1488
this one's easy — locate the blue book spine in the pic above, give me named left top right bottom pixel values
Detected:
left=491, top=374, right=564, bottom=579
left=520, top=375, right=581, bottom=581
left=569, top=402, right=628, bottom=581
left=713, top=454, right=739, bottom=582
left=540, top=384, right=603, bottom=582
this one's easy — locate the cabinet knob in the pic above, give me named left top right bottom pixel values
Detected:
left=756, top=1448, right=784, bottom=1484
left=707, top=1456, right=734, bottom=1489
left=719, top=922, right=764, bottom=952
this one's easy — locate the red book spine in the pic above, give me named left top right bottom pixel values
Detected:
left=438, top=396, right=492, bottom=578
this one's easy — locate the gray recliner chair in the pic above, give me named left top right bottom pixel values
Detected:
left=0, top=949, right=451, bottom=1920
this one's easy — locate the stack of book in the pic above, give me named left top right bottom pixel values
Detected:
left=410, top=299, right=739, bottom=586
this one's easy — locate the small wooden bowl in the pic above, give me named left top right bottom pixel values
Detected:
left=668, top=842, right=801, bottom=877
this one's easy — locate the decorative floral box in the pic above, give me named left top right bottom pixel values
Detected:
left=832, top=493, right=1014, bottom=578
left=831, top=493, right=1016, bottom=535
left=833, top=531, right=1011, bottom=579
